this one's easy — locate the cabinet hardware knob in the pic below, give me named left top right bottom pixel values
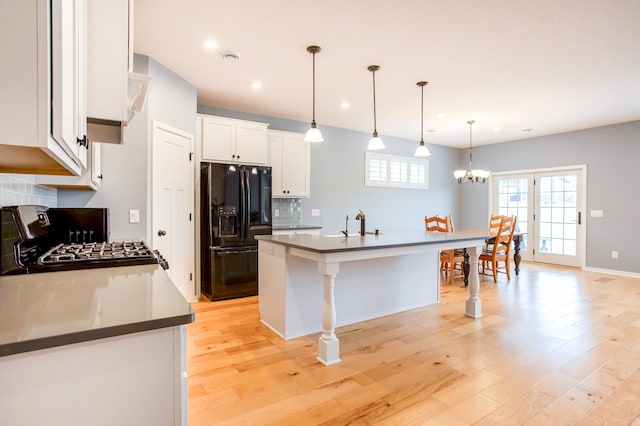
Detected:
left=97, top=174, right=103, bottom=180
left=157, top=229, right=167, bottom=236
left=76, top=135, right=89, bottom=148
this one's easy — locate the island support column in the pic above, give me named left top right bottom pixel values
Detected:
left=465, top=246, right=483, bottom=318
left=317, top=262, right=341, bottom=366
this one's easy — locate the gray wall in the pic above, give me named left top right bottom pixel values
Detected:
left=458, top=120, right=640, bottom=273
left=198, top=105, right=461, bottom=234
left=201, top=106, right=639, bottom=274
left=58, top=55, right=197, bottom=241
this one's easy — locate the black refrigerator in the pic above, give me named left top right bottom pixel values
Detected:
left=200, top=162, right=272, bottom=301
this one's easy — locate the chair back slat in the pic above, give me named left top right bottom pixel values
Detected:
left=425, top=215, right=452, bottom=233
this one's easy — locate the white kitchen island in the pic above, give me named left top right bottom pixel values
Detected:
left=256, top=230, right=489, bottom=366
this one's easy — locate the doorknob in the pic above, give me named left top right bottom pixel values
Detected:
left=157, top=229, right=167, bottom=236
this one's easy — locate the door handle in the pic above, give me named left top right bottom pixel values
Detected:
left=157, top=229, right=167, bottom=236
left=578, top=211, right=582, bottom=225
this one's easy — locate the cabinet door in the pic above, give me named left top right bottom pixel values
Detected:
left=201, top=117, right=235, bottom=162
left=282, top=135, right=310, bottom=198
left=51, top=0, right=81, bottom=163
left=268, top=134, right=284, bottom=196
left=235, top=122, right=267, bottom=164
left=90, top=142, right=102, bottom=188
left=73, top=0, right=88, bottom=168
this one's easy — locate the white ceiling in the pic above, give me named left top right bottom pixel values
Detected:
left=134, top=0, right=640, bottom=148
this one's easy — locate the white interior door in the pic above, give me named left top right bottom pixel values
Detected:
left=152, top=121, right=195, bottom=302
left=492, top=166, right=585, bottom=268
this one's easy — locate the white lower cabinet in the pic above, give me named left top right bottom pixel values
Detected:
left=0, top=326, right=187, bottom=426
left=268, top=130, right=310, bottom=198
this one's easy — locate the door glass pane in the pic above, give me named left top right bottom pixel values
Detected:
left=537, top=175, right=578, bottom=256
left=495, top=177, right=529, bottom=253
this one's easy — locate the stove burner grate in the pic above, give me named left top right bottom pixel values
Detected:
left=38, top=241, right=156, bottom=265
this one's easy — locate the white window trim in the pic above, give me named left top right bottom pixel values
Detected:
left=365, top=151, right=429, bottom=190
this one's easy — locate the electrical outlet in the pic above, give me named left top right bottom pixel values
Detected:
left=129, top=209, right=140, bottom=224
left=611, top=251, right=618, bottom=259
left=312, top=209, right=320, bottom=217
left=274, top=209, right=279, bottom=217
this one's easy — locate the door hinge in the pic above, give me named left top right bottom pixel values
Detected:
left=533, top=249, right=535, bottom=255
left=189, top=272, right=193, bottom=281
left=189, top=213, right=192, bottom=221
left=189, top=152, right=194, bottom=161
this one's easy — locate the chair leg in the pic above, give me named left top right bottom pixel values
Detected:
left=505, top=258, right=511, bottom=280
left=492, top=260, right=497, bottom=283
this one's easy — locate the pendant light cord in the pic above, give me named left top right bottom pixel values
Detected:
left=468, top=120, right=474, bottom=168
left=372, top=70, right=377, bottom=133
left=312, top=51, right=316, bottom=122
left=420, top=85, right=424, bottom=142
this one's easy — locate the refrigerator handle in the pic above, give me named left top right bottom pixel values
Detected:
left=245, top=169, right=252, bottom=236
left=207, top=164, right=215, bottom=243
left=240, top=169, right=247, bottom=240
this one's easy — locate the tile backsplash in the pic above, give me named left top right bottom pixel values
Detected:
left=0, top=174, right=57, bottom=207
left=273, top=198, right=302, bottom=226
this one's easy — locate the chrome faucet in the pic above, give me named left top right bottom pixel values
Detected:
left=341, top=214, right=349, bottom=237
left=355, top=210, right=365, bottom=235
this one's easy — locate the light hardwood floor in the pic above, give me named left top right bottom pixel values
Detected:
left=187, top=263, right=640, bottom=425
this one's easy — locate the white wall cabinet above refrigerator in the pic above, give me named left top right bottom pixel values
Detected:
left=198, top=115, right=268, bottom=165
left=268, top=130, right=310, bottom=198
left=0, top=0, right=88, bottom=176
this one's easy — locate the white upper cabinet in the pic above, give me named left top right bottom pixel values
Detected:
left=35, top=141, right=102, bottom=191
left=268, top=130, right=310, bottom=198
left=199, top=115, right=268, bottom=164
left=0, top=0, right=88, bottom=175
left=86, top=0, right=150, bottom=144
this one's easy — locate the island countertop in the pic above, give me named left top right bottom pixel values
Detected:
left=256, top=229, right=490, bottom=254
left=0, top=264, right=194, bottom=357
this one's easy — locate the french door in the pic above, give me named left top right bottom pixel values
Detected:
left=491, top=167, right=585, bottom=268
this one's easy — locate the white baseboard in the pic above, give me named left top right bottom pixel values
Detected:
left=583, top=266, right=640, bottom=279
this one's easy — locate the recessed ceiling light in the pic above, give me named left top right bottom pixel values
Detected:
left=493, top=127, right=502, bottom=131
left=251, top=82, right=262, bottom=90
left=522, top=128, right=533, bottom=132
left=436, top=112, right=445, bottom=119
left=428, top=129, right=436, bottom=133
left=203, top=39, right=218, bottom=50
left=222, top=52, right=240, bottom=62
left=340, top=101, right=350, bottom=109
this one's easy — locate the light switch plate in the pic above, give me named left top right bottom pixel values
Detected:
left=129, top=209, right=140, bottom=224
left=274, top=209, right=280, bottom=217
left=590, top=210, right=603, bottom=217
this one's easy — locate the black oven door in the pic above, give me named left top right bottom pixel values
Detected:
left=202, top=246, right=258, bottom=301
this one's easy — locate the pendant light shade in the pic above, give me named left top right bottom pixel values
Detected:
left=304, top=45, right=323, bottom=143
left=454, top=120, right=490, bottom=183
left=414, top=81, right=431, bottom=157
left=367, top=65, right=385, bottom=150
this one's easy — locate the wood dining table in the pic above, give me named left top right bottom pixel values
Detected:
left=460, top=232, right=526, bottom=285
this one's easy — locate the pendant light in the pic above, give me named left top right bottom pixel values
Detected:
left=367, top=65, right=385, bottom=150
left=453, top=120, right=490, bottom=183
left=414, top=81, right=431, bottom=157
left=304, top=46, right=323, bottom=143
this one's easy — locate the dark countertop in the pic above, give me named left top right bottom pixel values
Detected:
left=0, top=264, right=194, bottom=357
left=256, top=230, right=490, bottom=254
left=272, top=224, right=323, bottom=231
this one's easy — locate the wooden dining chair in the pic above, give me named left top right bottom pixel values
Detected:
left=483, top=214, right=503, bottom=263
left=479, top=215, right=517, bottom=283
left=424, top=215, right=463, bottom=282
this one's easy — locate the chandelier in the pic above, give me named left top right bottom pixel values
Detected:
left=453, top=120, right=490, bottom=183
